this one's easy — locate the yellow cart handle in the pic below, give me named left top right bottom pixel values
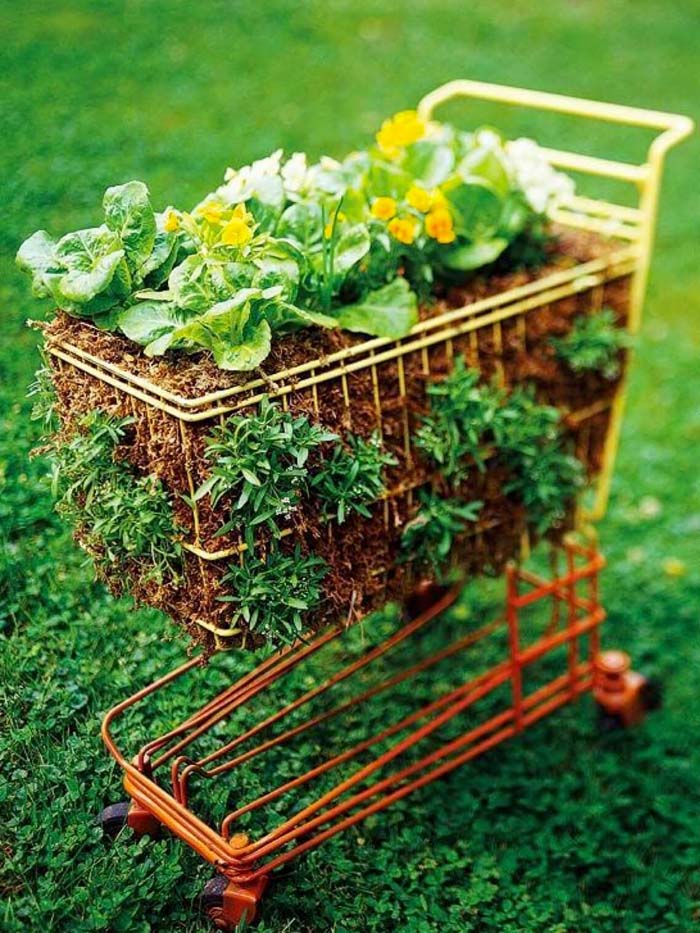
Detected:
left=417, top=79, right=693, bottom=177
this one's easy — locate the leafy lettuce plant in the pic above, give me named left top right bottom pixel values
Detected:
left=17, top=112, right=574, bottom=372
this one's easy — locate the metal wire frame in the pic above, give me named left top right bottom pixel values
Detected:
left=102, top=537, right=605, bottom=884
left=45, top=81, right=691, bottom=650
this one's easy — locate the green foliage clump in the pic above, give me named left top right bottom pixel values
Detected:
left=414, top=358, right=501, bottom=482
left=195, top=398, right=337, bottom=537
left=415, top=359, right=583, bottom=534
left=197, top=399, right=395, bottom=536
left=51, top=411, right=182, bottom=582
left=496, top=387, right=583, bottom=533
left=312, top=431, right=396, bottom=523
left=401, top=490, right=482, bottom=578
left=551, top=309, right=631, bottom=378
left=220, top=545, right=327, bottom=645
left=26, top=359, right=58, bottom=434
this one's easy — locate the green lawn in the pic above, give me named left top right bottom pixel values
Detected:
left=1, top=2, right=699, bottom=930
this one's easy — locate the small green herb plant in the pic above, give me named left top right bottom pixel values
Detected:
left=414, top=358, right=501, bottom=482
left=50, top=411, right=182, bottom=582
left=220, top=545, right=327, bottom=646
left=312, top=432, right=396, bottom=523
left=415, top=360, right=583, bottom=535
left=194, top=398, right=337, bottom=538
left=551, top=309, right=630, bottom=379
left=495, top=387, right=583, bottom=533
left=196, top=400, right=395, bottom=535
left=401, top=490, right=482, bottom=579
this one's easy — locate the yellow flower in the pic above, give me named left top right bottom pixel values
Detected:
left=376, top=110, right=427, bottom=157
left=387, top=216, right=416, bottom=245
left=231, top=202, right=252, bottom=223
left=163, top=209, right=180, bottom=233
left=371, top=196, right=397, bottom=221
left=662, top=557, right=687, bottom=578
left=195, top=200, right=225, bottom=225
left=406, top=186, right=433, bottom=213
left=221, top=216, right=253, bottom=247
left=425, top=207, right=456, bottom=244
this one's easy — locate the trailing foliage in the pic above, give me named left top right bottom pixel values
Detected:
left=400, top=489, right=483, bottom=579
left=17, top=118, right=573, bottom=371
left=27, top=356, right=58, bottom=434
left=194, top=398, right=337, bottom=538
left=50, top=411, right=182, bottom=582
left=414, top=358, right=502, bottom=482
left=312, top=431, right=396, bottom=523
left=196, top=400, right=394, bottom=536
left=495, top=387, right=583, bottom=533
left=551, top=308, right=631, bottom=379
left=220, top=545, right=327, bottom=645
left=415, top=360, right=583, bottom=534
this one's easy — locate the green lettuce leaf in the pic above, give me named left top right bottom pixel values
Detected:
left=335, top=277, right=418, bottom=339
left=333, top=223, right=370, bottom=275
left=16, top=230, right=60, bottom=299
left=55, top=226, right=129, bottom=308
left=103, top=181, right=157, bottom=271
left=440, top=238, right=509, bottom=271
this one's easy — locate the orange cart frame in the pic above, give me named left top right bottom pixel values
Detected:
left=101, top=537, right=657, bottom=928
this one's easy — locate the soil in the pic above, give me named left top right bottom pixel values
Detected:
left=43, top=227, right=631, bottom=652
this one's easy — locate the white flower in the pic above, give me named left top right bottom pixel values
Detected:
left=505, top=137, right=575, bottom=214
left=281, top=152, right=308, bottom=193
left=475, top=128, right=502, bottom=150
left=217, top=149, right=283, bottom=203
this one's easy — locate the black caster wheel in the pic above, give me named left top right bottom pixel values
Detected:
left=202, top=875, right=230, bottom=931
left=99, top=800, right=130, bottom=839
left=404, top=580, right=451, bottom=620
left=597, top=707, right=624, bottom=733
left=640, top=676, right=663, bottom=712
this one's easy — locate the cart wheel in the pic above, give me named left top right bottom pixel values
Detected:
left=202, top=874, right=268, bottom=929
left=597, top=707, right=624, bottom=733
left=404, top=580, right=451, bottom=620
left=640, top=676, right=663, bottom=712
left=202, top=876, right=232, bottom=931
left=99, top=801, right=130, bottom=839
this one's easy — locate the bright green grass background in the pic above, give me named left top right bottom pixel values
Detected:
left=1, top=2, right=699, bottom=930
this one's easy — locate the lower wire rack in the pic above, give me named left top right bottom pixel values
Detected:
left=101, top=537, right=654, bottom=928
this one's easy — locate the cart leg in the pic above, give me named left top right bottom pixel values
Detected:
left=202, top=874, right=269, bottom=930
left=593, top=650, right=663, bottom=729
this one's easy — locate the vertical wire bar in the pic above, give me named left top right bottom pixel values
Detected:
left=395, top=347, right=412, bottom=464
left=492, top=321, right=505, bottom=386
left=310, top=369, right=321, bottom=418
left=588, top=545, right=601, bottom=662
left=506, top=564, right=524, bottom=731
left=565, top=542, right=579, bottom=698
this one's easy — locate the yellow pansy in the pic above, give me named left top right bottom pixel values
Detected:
left=662, top=557, right=687, bottom=578
left=221, top=216, right=253, bottom=247
left=387, top=216, right=416, bottom=245
left=163, top=209, right=180, bottom=233
left=195, top=200, right=225, bottom=225
left=406, top=186, right=433, bottom=213
left=371, top=197, right=397, bottom=221
left=425, top=207, right=456, bottom=244
left=376, top=110, right=427, bottom=157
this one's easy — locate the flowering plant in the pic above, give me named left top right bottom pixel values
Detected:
left=18, top=111, right=573, bottom=371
